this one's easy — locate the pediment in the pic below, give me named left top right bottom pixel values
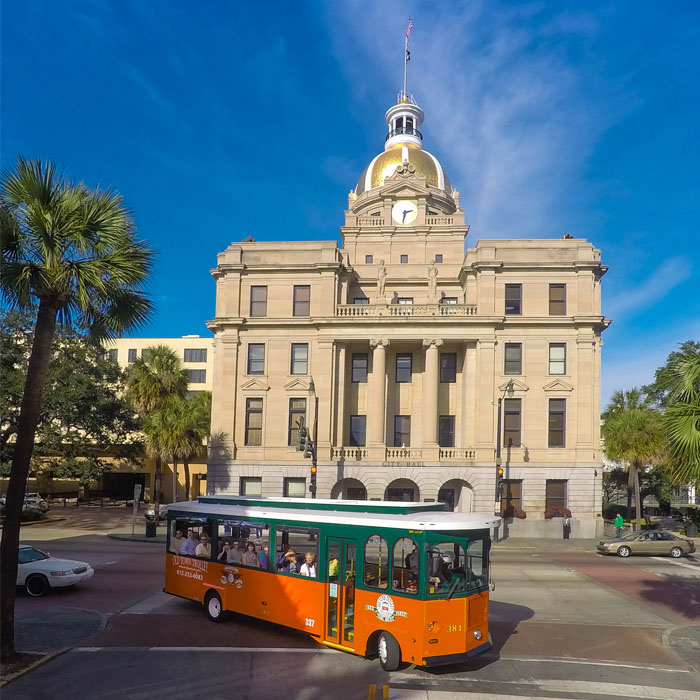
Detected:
left=499, top=379, right=529, bottom=393
left=543, top=379, right=574, bottom=392
left=284, top=378, right=312, bottom=392
left=240, top=378, right=270, bottom=392
left=378, top=178, right=430, bottom=198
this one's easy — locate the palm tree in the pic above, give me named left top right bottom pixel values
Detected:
left=662, top=350, right=700, bottom=484
left=0, top=157, right=153, bottom=662
left=176, top=391, right=211, bottom=500
left=602, top=389, right=667, bottom=529
left=146, top=392, right=211, bottom=502
left=126, top=345, right=188, bottom=515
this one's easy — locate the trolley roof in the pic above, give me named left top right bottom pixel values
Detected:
left=198, top=494, right=446, bottom=514
left=169, top=499, right=501, bottom=531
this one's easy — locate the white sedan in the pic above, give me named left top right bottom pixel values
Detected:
left=17, top=544, right=94, bottom=596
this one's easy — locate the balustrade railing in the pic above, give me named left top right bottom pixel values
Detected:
left=438, top=448, right=476, bottom=460
left=331, top=446, right=477, bottom=461
left=426, top=216, right=454, bottom=225
left=357, top=217, right=385, bottom=226
left=336, top=303, right=477, bottom=317
left=332, top=447, right=368, bottom=460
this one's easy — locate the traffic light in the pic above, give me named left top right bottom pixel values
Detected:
left=310, top=465, right=317, bottom=491
left=303, top=432, right=314, bottom=459
left=496, top=467, right=504, bottom=495
left=295, top=424, right=307, bottom=451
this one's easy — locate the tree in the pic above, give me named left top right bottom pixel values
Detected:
left=125, top=345, right=188, bottom=514
left=602, top=389, right=667, bottom=529
left=0, top=157, right=153, bottom=662
left=0, top=309, right=141, bottom=474
left=172, top=391, right=211, bottom=500
left=49, top=456, right=111, bottom=501
left=657, top=344, right=700, bottom=485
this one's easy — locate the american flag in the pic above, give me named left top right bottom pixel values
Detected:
left=405, top=18, right=413, bottom=37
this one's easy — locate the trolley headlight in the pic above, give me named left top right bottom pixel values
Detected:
left=427, top=622, right=434, bottom=632
left=473, top=629, right=482, bottom=641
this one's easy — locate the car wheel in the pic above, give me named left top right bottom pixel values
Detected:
left=669, top=546, right=683, bottom=558
left=378, top=631, right=401, bottom=672
left=617, top=546, right=631, bottom=558
left=25, top=574, right=49, bottom=597
left=204, top=590, right=224, bottom=623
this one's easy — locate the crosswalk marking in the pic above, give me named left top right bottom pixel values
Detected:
left=650, top=556, right=700, bottom=571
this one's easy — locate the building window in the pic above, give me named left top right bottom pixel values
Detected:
left=293, top=285, right=310, bottom=316
left=290, top=343, right=308, bottom=375
left=187, top=369, right=206, bottom=383
left=395, top=353, right=412, bottom=383
left=247, top=343, right=265, bottom=375
left=365, top=254, right=373, bottom=264
left=501, top=479, right=522, bottom=514
left=349, top=415, right=366, bottom=447
left=283, top=477, right=306, bottom=498
left=504, top=343, right=522, bottom=375
left=250, top=286, right=268, bottom=317
left=346, top=486, right=367, bottom=500
left=545, top=480, right=567, bottom=510
left=351, top=353, right=368, bottom=383
left=353, top=297, right=369, bottom=305
left=244, top=398, right=263, bottom=446
left=505, top=284, right=522, bottom=315
left=288, top=398, right=306, bottom=446
left=503, top=398, right=521, bottom=447
left=549, top=343, right=566, bottom=375
left=240, top=476, right=262, bottom=496
left=397, top=297, right=413, bottom=305
left=128, top=348, right=137, bottom=362
left=549, top=284, right=566, bottom=315
left=439, top=416, right=455, bottom=447
left=440, top=353, right=457, bottom=383
left=434, top=254, right=443, bottom=263
left=107, top=349, right=118, bottom=361
left=184, top=348, right=207, bottom=363
left=440, top=296, right=457, bottom=305
left=400, top=254, right=408, bottom=264
left=387, top=487, right=415, bottom=502
left=548, top=398, right=566, bottom=448
left=394, top=415, right=411, bottom=447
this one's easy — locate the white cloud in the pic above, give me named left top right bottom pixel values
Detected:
left=601, top=319, right=700, bottom=404
left=325, top=1, right=634, bottom=239
left=604, top=256, right=693, bottom=320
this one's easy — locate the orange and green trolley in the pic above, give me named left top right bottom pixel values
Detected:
left=164, top=495, right=500, bottom=670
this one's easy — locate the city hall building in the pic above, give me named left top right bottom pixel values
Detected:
left=206, top=92, right=609, bottom=537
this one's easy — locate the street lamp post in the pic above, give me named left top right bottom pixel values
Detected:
left=495, top=380, right=514, bottom=504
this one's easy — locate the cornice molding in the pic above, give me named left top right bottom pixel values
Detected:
left=240, top=378, right=270, bottom=392
left=543, top=379, right=574, bottom=392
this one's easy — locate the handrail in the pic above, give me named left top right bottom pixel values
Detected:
left=385, top=126, right=423, bottom=142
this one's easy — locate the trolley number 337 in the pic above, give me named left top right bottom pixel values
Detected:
left=305, top=618, right=315, bottom=628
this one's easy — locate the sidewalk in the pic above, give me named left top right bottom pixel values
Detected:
left=492, top=537, right=599, bottom=552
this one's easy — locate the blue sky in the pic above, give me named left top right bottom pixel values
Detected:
left=3, top=0, right=699, bottom=404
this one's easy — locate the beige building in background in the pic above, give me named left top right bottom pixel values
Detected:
left=103, top=335, right=213, bottom=501
left=206, top=92, right=610, bottom=536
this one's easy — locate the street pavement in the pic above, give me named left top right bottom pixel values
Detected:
left=2, top=509, right=699, bottom=699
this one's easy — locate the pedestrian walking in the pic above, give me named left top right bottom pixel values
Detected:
left=563, top=516, right=571, bottom=540
left=614, top=513, right=624, bottom=537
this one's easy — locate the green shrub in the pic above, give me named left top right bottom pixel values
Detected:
left=20, top=508, right=46, bottom=522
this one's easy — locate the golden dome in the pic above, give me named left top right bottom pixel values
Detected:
left=355, top=143, right=451, bottom=196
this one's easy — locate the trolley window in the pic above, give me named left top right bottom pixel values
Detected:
left=426, top=540, right=467, bottom=597
left=392, top=537, right=419, bottom=595
left=364, top=534, right=389, bottom=589
left=275, top=526, right=319, bottom=577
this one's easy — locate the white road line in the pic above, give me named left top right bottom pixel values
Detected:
left=74, top=646, right=335, bottom=653
left=391, top=679, right=699, bottom=700
left=651, top=556, right=700, bottom=571
left=497, top=655, right=689, bottom=673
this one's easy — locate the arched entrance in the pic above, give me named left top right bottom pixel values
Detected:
left=385, top=479, right=420, bottom=502
left=438, top=479, right=474, bottom=512
left=331, top=478, right=367, bottom=500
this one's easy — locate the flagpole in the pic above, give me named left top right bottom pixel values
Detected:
left=403, top=33, right=408, bottom=97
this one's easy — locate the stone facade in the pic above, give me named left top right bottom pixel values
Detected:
left=206, top=93, right=609, bottom=537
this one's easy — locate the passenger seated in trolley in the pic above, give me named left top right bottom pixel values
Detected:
left=299, top=552, right=317, bottom=577
left=240, top=541, right=259, bottom=567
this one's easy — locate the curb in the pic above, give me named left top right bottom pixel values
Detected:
left=107, top=532, right=166, bottom=543
left=0, top=649, right=62, bottom=687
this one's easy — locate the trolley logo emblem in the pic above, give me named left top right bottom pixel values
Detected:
left=221, top=566, right=243, bottom=588
left=366, top=594, right=407, bottom=623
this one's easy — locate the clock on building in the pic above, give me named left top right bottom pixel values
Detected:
left=391, top=200, right=418, bottom=225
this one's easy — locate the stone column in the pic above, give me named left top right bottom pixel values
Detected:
left=369, top=339, right=389, bottom=446
left=475, top=338, right=497, bottom=461
left=334, top=343, right=346, bottom=448
left=422, top=338, right=442, bottom=446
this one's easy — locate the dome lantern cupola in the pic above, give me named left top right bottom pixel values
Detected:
left=384, top=92, right=424, bottom=150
